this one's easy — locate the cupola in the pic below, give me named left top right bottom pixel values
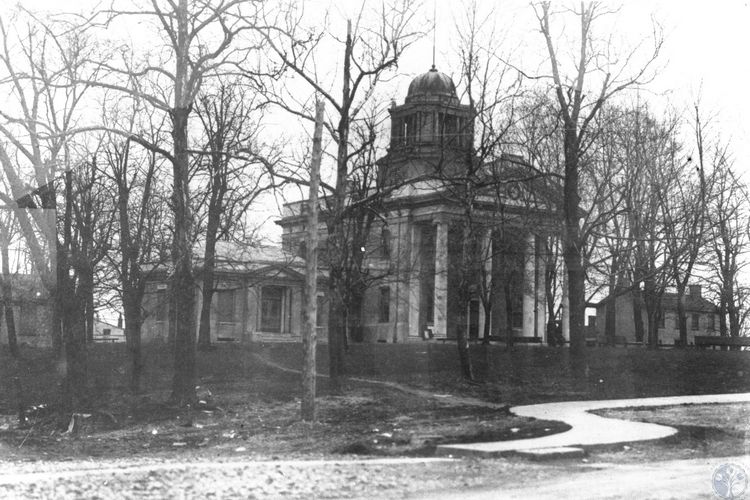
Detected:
left=406, top=66, right=458, bottom=103
left=386, top=66, right=472, bottom=153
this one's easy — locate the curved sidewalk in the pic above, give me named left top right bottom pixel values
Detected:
left=438, top=392, right=750, bottom=456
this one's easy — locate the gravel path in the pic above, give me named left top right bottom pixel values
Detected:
left=0, top=455, right=569, bottom=499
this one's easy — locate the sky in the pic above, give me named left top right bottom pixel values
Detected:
left=4, top=0, right=750, bottom=237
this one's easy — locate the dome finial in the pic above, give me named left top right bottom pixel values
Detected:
left=431, top=0, right=437, bottom=71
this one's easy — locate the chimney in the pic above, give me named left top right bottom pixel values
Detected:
left=688, top=284, right=702, bottom=298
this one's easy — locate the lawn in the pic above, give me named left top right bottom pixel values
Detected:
left=1, top=341, right=749, bottom=461
left=591, top=402, right=750, bottom=463
left=261, top=341, right=750, bottom=404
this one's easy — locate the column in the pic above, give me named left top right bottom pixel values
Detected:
left=408, top=223, right=422, bottom=338
left=522, top=233, right=536, bottom=337
left=433, top=220, right=448, bottom=338
left=477, top=228, right=492, bottom=338
left=536, top=237, right=547, bottom=341
left=562, top=268, right=570, bottom=342
left=391, top=216, right=411, bottom=343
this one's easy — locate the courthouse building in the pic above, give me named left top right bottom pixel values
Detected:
left=277, top=66, right=564, bottom=344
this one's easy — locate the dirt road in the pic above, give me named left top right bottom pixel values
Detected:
left=410, top=455, right=749, bottom=500
left=2, top=453, right=744, bottom=499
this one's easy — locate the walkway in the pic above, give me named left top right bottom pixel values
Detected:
left=253, top=353, right=750, bottom=457
left=438, top=392, right=750, bottom=456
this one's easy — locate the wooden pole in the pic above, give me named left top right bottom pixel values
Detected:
left=302, top=99, right=325, bottom=421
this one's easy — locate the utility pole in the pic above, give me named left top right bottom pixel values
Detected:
left=302, top=99, right=325, bottom=421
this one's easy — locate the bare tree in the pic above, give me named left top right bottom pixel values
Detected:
left=619, top=104, right=680, bottom=347
left=56, top=158, right=116, bottom=406
left=102, top=114, right=170, bottom=392
left=302, top=99, right=324, bottom=421
left=534, top=2, right=662, bottom=359
left=0, top=9, right=102, bottom=408
left=0, top=203, right=19, bottom=357
left=659, top=107, right=707, bottom=346
left=87, top=0, right=264, bottom=405
left=254, top=0, right=422, bottom=387
left=704, top=142, right=750, bottom=340
left=193, top=80, right=275, bottom=350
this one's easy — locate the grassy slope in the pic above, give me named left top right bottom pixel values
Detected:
left=0, top=342, right=749, bottom=460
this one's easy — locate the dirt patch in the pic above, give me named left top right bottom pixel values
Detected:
left=0, top=381, right=566, bottom=462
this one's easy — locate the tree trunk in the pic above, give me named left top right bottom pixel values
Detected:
left=60, top=274, right=87, bottom=411
left=197, top=232, right=218, bottom=350
left=646, top=309, right=659, bottom=349
left=123, top=294, right=144, bottom=393
left=455, top=315, right=474, bottom=381
left=719, top=296, right=728, bottom=337
left=302, top=99, right=324, bottom=421
left=197, top=164, right=223, bottom=349
left=676, top=284, right=687, bottom=346
left=504, top=280, right=514, bottom=348
left=0, top=244, right=17, bottom=357
left=51, top=292, right=63, bottom=355
left=604, top=257, right=618, bottom=345
left=545, top=248, right=559, bottom=346
left=632, top=284, right=645, bottom=343
left=481, top=301, right=492, bottom=344
left=345, top=288, right=364, bottom=344
left=60, top=171, right=88, bottom=411
left=325, top=20, right=354, bottom=387
left=562, top=133, right=586, bottom=361
left=169, top=105, right=197, bottom=406
left=197, top=274, right=214, bottom=349
left=564, top=249, right=586, bottom=355
left=644, top=280, right=660, bottom=349
left=80, top=269, right=95, bottom=344
left=327, top=290, right=345, bottom=392
left=728, top=300, right=740, bottom=338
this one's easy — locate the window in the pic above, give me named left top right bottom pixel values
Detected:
left=216, top=288, right=236, bottom=323
left=380, top=227, right=391, bottom=259
left=103, top=328, right=111, bottom=336
left=588, top=315, right=596, bottom=328
left=405, top=115, right=417, bottom=143
left=707, top=314, right=715, bottom=331
left=316, top=295, right=327, bottom=327
left=261, top=286, right=285, bottom=332
left=691, top=313, right=700, bottom=331
left=379, top=287, right=390, bottom=323
left=511, top=312, right=523, bottom=330
left=658, top=311, right=665, bottom=329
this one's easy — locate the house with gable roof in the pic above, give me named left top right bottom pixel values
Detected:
left=593, top=284, right=720, bottom=345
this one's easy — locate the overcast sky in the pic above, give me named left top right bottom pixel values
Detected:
left=409, top=0, right=750, bottom=177
left=8, top=0, right=747, bottom=164
left=5, top=0, right=749, bottom=233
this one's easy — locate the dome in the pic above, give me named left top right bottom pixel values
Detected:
left=406, top=66, right=456, bottom=101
